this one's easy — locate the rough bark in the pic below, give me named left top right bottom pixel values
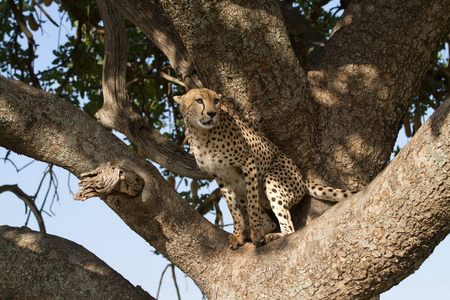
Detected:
left=0, top=226, right=155, bottom=300
left=308, top=0, right=450, bottom=187
left=156, top=0, right=450, bottom=190
left=104, top=0, right=202, bottom=89
left=1, top=74, right=449, bottom=299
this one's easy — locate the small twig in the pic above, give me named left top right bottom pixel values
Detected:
left=31, top=0, right=59, bottom=27
left=16, top=159, right=36, bottom=172
left=2, top=154, right=19, bottom=172
left=0, top=184, right=46, bottom=233
left=46, top=165, right=60, bottom=216
left=159, top=71, right=187, bottom=88
left=213, top=200, right=224, bottom=228
left=33, top=164, right=52, bottom=200
left=7, top=0, right=34, bottom=41
left=196, top=188, right=222, bottom=216
left=156, top=264, right=171, bottom=300
left=171, top=264, right=181, bottom=300
left=67, top=173, right=75, bottom=196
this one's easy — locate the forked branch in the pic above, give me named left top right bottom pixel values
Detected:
left=74, top=162, right=144, bottom=201
left=95, top=0, right=209, bottom=180
left=0, top=184, right=46, bottom=233
left=0, top=71, right=448, bottom=300
left=105, top=0, right=202, bottom=89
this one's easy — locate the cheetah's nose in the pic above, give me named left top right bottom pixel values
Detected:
left=207, top=111, right=217, bottom=118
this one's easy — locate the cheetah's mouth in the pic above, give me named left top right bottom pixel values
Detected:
left=198, top=116, right=217, bottom=129
left=200, top=119, right=214, bottom=126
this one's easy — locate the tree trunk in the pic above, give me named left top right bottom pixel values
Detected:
left=157, top=0, right=450, bottom=186
left=308, top=0, right=450, bottom=186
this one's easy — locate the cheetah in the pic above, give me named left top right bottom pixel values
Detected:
left=174, top=88, right=357, bottom=249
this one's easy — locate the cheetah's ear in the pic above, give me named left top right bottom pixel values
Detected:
left=173, top=95, right=182, bottom=104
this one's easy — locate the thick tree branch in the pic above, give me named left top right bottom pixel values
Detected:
left=105, top=0, right=202, bottom=89
left=94, top=0, right=210, bottom=180
left=0, top=184, right=46, bottom=233
left=307, top=0, right=450, bottom=186
left=0, top=226, right=155, bottom=299
left=0, top=76, right=121, bottom=174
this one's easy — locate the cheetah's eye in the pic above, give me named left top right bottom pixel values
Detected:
left=214, top=98, right=220, bottom=105
left=196, top=99, right=203, bottom=104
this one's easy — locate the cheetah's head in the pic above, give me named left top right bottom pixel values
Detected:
left=174, top=88, right=222, bottom=130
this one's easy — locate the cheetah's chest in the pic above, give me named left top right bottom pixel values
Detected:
left=190, top=134, right=247, bottom=176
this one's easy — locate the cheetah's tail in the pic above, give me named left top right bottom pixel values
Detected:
left=305, top=179, right=358, bottom=202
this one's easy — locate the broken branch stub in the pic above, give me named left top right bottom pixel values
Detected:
left=74, top=162, right=144, bottom=201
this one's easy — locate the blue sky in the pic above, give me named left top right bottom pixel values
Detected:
left=0, top=2, right=449, bottom=299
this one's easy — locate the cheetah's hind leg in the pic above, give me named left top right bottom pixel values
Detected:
left=263, top=165, right=299, bottom=244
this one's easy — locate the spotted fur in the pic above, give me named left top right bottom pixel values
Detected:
left=174, top=88, right=357, bottom=249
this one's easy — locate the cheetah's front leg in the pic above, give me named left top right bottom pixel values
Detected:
left=243, top=159, right=265, bottom=246
left=217, top=180, right=247, bottom=249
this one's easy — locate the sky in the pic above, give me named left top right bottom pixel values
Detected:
left=1, top=2, right=449, bottom=299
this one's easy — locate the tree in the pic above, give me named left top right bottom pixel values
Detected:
left=1, top=0, right=449, bottom=299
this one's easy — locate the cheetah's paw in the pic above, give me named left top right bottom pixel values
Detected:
left=264, top=232, right=286, bottom=244
left=251, top=229, right=266, bottom=246
left=227, top=233, right=245, bottom=250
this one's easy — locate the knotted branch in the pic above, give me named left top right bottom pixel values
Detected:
left=74, top=162, right=144, bottom=201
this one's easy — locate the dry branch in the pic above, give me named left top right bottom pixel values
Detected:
left=105, top=0, right=202, bottom=89
left=0, top=184, right=46, bottom=233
